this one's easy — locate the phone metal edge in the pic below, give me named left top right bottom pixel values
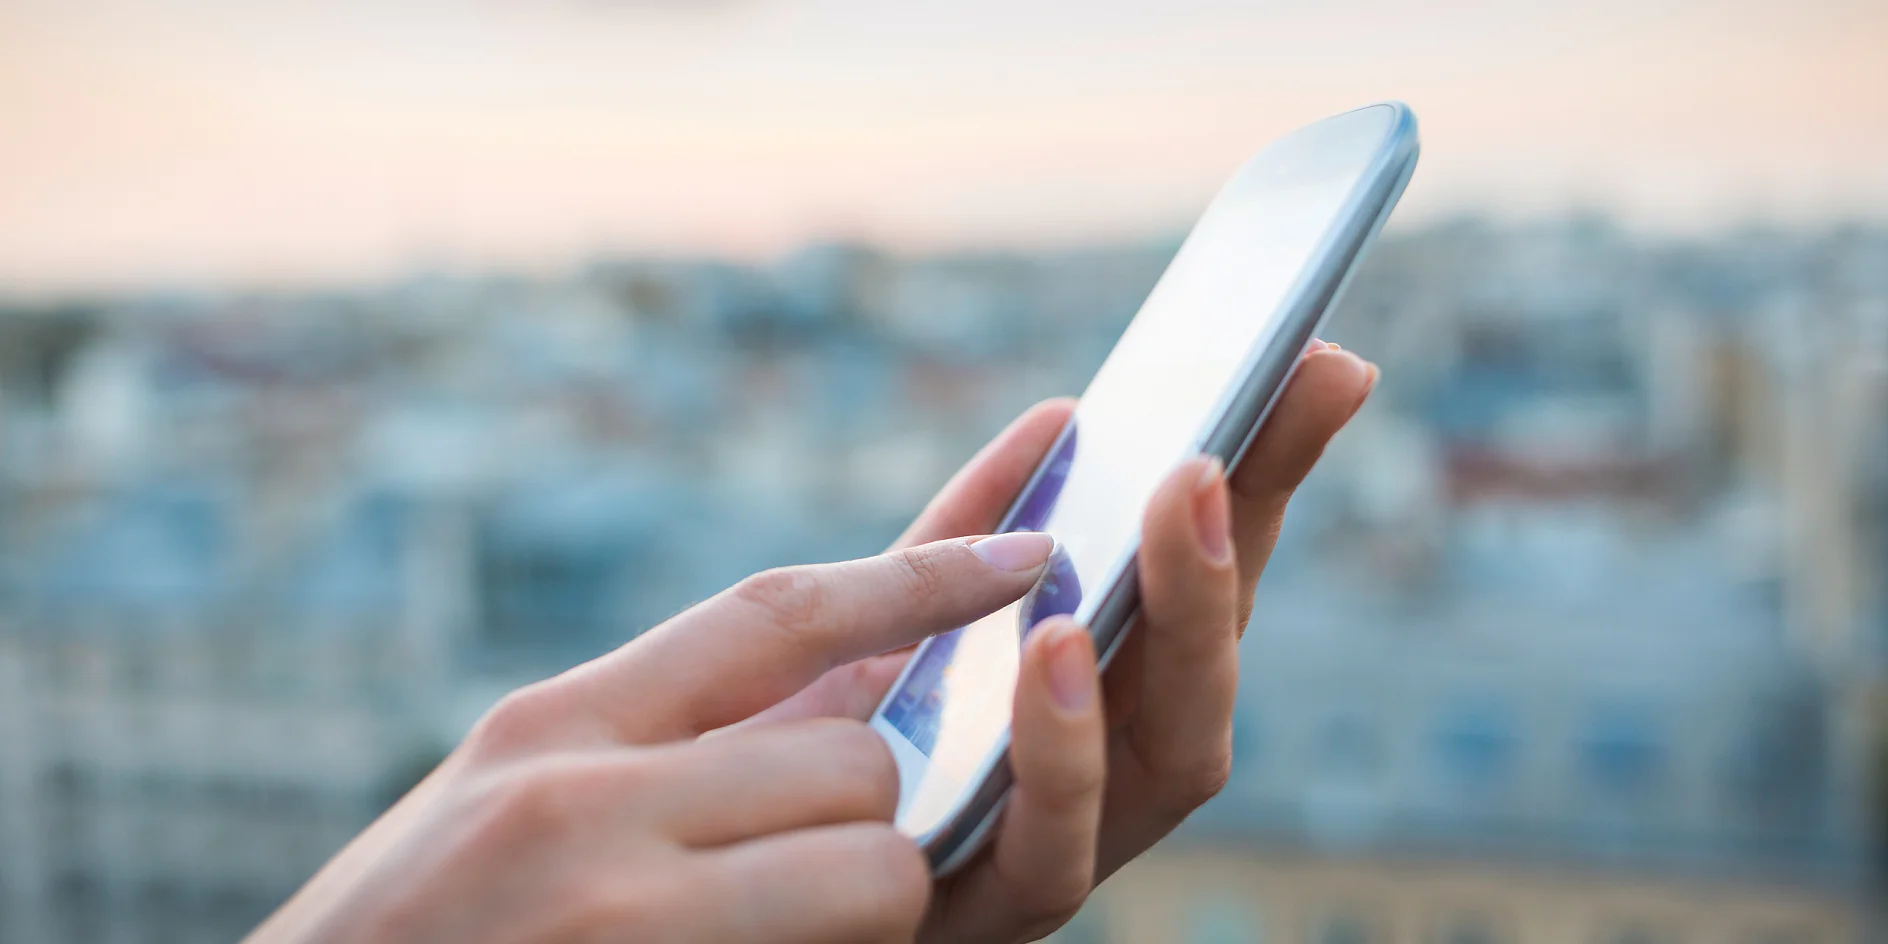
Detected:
left=887, top=102, right=1421, bottom=875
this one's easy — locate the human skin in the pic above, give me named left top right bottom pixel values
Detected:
left=249, top=341, right=1376, bottom=944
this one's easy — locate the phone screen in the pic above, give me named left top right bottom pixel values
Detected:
left=878, top=106, right=1398, bottom=837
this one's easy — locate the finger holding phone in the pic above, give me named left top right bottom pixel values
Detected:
left=249, top=533, right=1058, bottom=944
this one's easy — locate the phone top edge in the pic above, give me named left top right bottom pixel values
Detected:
left=1213, top=119, right=1419, bottom=473
left=1204, top=107, right=1418, bottom=467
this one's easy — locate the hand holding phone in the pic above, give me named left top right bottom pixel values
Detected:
left=250, top=535, right=1060, bottom=944
left=256, top=355, right=1378, bottom=944
left=257, top=102, right=1405, bottom=944
left=871, top=103, right=1418, bottom=876
left=749, top=342, right=1377, bottom=944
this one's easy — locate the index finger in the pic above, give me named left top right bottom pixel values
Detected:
left=565, top=532, right=1056, bottom=743
left=735, top=398, right=1076, bottom=729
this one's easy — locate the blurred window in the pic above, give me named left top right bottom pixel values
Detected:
left=1188, top=899, right=1262, bottom=944
left=52, top=869, right=105, bottom=942
left=40, top=765, right=91, bottom=857
left=1579, top=705, right=1665, bottom=798
left=115, top=639, right=156, bottom=693
left=1316, top=716, right=1383, bottom=780
left=136, top=878, right=185, bottom=922
left=475, top=525, right=636, bottom=657
left=1433, top=698, right=1518, bottom=792
left=1717, top=691, right=1824, bottom=827
left=42, top=761, right=96, bottom=802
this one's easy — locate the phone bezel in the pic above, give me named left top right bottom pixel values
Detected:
left=871, top=101, right=1421, bottom=874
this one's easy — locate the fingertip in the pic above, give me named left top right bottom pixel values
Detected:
left=1143, top=453, right=1235, bottom=579
left=1303, top=347, right=1375, bottom=407
left=1230, top=349, right=1376, bottom=499
left=968, top=530, right=1056, bottom=574
left=1020, top=617, right=1098, bottom=721
left=1030, top=395, right=1079, bottom=423
left=1022, top=615, right=1081, bottom=666
left=1045, top=620, right=1097, bottom=716
left=1009, top=398, right=1078, bottom=451
left=1191, top=458, right=1234, bottom=569
left=1146, top=454, right=1217, bottom=529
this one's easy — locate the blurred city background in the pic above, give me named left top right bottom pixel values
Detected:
left=1, top=2, right=1885, bottom=943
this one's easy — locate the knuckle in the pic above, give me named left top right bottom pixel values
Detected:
left=486, top=772, right=561, bottom=838
left=477, top=763, right=592, bottom=845
left=1028, top=747, right=1107, bottom=815
left=1018, top=881, right=1089, bottom=934
left=889, top=544, right=951, bottom=600
left=733, top=566, right=827, bottom=637
left=467, top=682, right=565, bottom=758
left=1163, top=749, right=1234, bottom=814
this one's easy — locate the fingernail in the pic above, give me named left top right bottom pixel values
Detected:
left=1306, top=338, right=1331, bottom=353
left=1355, top=359, right=1380, bottom=412
left=1326, top=341, right=1341, bottom=351
left=1192, top=456, right=1233, bottom=567
left=1047, top=624, right=1095, bottom=713
left=970, top=531, right=1055, bottom=573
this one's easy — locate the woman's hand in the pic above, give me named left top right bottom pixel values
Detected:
left=249, top=532, right=1060, bottom=944
left=757, top=341, right=1379, bottom=943
left=253, top=341, right=1373, bottom=944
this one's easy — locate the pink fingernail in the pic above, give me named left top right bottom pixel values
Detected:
left=970, top=531, right=1055, bottom=573
left=1192, top=457, right=1233, bottom=568
left=1354, top=360, right=1381, bottom=413
left=1047, top=624, right=1096, bottom=713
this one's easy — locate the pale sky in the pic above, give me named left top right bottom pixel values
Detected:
left=2, top=0, right=1885, bottom=291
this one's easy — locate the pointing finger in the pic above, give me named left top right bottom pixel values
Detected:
left=568, top=532, right=1057, bottom=742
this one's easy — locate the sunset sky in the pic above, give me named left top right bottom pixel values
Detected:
left=2, top=0, right=1885, bottom=291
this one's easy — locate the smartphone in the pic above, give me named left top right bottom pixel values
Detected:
left=869, top=102, right=1420, bottom=874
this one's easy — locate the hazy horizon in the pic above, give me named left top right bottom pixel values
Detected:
left=4, top=0, right=1885, bottom=293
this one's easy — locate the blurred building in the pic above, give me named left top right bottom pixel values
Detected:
left=1090, top=849, right=1859, bottom=944
left=0, top=307, right=469, bottom=941
left=0, top=220, right=1883, bottom=943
